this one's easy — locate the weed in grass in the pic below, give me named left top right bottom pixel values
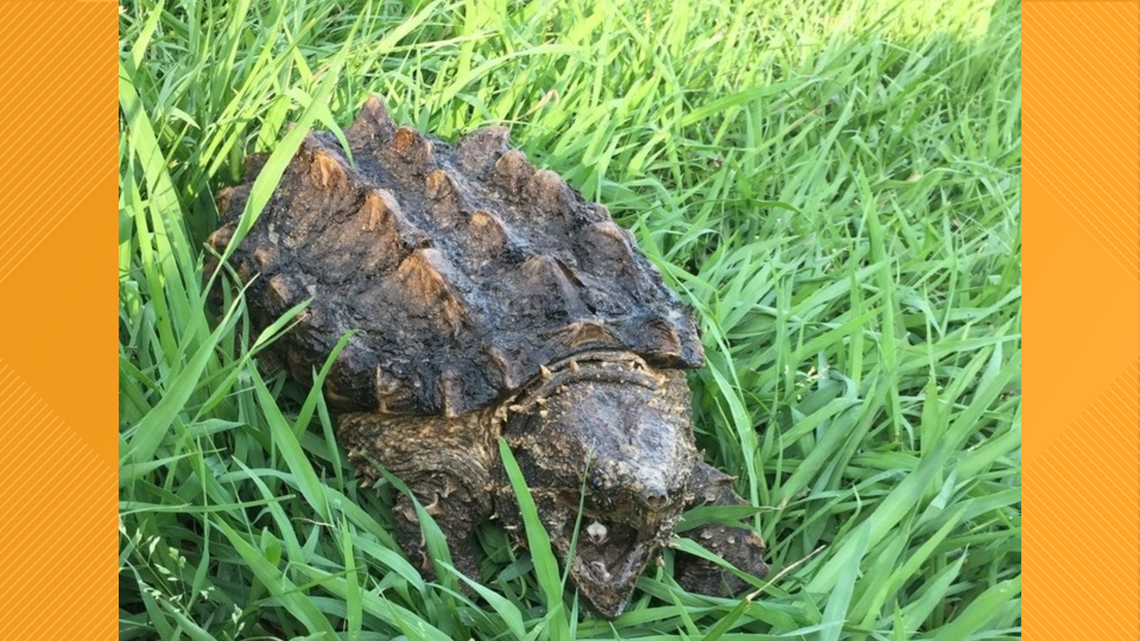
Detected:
left=119, top=0, right=1021, bottom=638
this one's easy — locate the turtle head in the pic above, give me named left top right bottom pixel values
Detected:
left=498, top=352, right=698, bottom=618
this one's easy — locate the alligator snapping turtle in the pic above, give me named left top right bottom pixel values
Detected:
left=208, top=97, right=768, bottom=618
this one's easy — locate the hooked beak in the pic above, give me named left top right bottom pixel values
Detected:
left=560, top=516, right=667, bottom=618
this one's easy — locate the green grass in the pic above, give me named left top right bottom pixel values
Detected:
left=118, top=0, right=1022, bottom=638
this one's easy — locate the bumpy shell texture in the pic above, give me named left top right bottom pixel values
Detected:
left=211, top=98, right=704, bottom=417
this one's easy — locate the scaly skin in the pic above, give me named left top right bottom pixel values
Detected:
left=340, top=350, right=767, bottom=618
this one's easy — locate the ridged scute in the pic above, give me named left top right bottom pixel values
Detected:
left=215, top=97, right=704, bottom=416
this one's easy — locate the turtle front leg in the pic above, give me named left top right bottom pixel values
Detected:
left=674, top=461, right=769, bottom=596
left=339, top=412, right=496, bottom=582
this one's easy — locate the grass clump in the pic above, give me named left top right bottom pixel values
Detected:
left=119, top=0, right=1021, bottom=638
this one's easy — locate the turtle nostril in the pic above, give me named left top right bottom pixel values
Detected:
left=643, top=489, right=669, bottom=510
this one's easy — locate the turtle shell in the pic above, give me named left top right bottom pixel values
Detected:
left=210, top=97, right=704, bottom=417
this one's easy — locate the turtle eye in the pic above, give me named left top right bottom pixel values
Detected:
left=586, top=463, right=612, bottom=495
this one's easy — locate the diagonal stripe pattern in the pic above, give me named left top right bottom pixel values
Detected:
left=1022, top=2, right=1140, bottom=283
left=0, top=2, right=117, bottom=284
left=0, top=360, right=117, bottom=639
left=1023, top=358, right=1140, bottom=640
left=0, top=2, right=119, bottom=638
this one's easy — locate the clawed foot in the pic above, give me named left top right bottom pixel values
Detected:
left=674, top=461, right=770, bottom=596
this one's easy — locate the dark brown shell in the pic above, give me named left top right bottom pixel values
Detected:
left=210, top=97, right=704, bottom=417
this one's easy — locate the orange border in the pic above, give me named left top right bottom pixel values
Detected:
left=0, top=1, right=117, bottom=638
left=0, top=1, right=1128, bottom=638
left=1023, top=1, right=1140, bottom=639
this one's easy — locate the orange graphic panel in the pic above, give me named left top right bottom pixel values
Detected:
left=0, top=1, right=118, bottom=638
left=1023, top=1, right=1140, bottom=640
left=1023, top=360, right=1139, bottom=639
